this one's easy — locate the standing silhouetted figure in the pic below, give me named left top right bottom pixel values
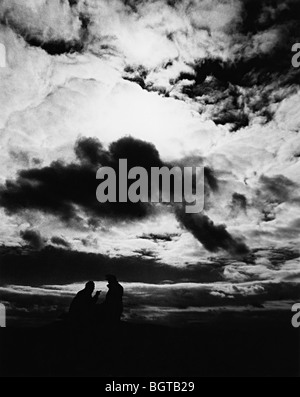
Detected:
left=103, top=274, right=123, bottom=324
left=69, top=281, right=100, bottom=326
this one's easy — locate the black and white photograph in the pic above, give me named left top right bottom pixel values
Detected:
left=0, top=0, right=300, bottom=379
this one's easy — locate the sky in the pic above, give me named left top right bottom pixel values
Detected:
left=0, top=0, right=300, bottom=326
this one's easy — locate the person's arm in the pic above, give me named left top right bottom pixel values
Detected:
left=93, top=291, right=101, bottom=303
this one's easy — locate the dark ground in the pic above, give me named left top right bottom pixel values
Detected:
left=0, top=311, right=299, bottom=377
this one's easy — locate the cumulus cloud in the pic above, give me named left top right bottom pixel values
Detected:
left=0, top=134, right=250, bottom=254
left=0, top=0, right=86, bottom=55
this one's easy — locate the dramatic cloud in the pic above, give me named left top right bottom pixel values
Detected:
left=20, top=229, right=45, bottom=250
left=232, top=193, right=247, bottom=209
left=176, top=209, right=249, bottom=255
left=0, top=0, right=87, bottom=55
left=258, top=175, right=298, bottom=204
left=0, top=136, right=162, bottom=222
left=0, top=135, right=249, bottom=254
left=0, top=245, right=224, bottom=286
left=139, top=232, right=179, bottom=243
left=50, top=236, right=71, bottom=249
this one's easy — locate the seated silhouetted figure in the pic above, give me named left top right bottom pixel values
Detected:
left=69, top=281, right=100, bottom=327
left=101, top=275, right=123, bottom=325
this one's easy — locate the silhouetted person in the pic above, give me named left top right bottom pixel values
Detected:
left=102, top=274, right=123, bottom=324
left=69, top=281, right=100, bottom=326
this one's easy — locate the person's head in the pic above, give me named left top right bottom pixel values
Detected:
left=105, top=274, right=117, bottom=287
left=85, top=281, right=95, bottom=294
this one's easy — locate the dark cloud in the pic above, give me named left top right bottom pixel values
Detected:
left=261, top=247, right=300, bottom=267
left=134, top=248, right=158, bottom=258
left=229, top=193, right=247, bottom=218
left=122, top=0, right=146, bottom=14
left=212, top=109, right=249, bottom=132
left=139, top=233, right=179, bottom=243
left=253, top=174, right=299, bottom=222
left=74, top=137, right=110, bottom=166
left=262, top=208, right=276, bottom=223
left=239, top=0, right=300, bottom=35
left=0, top=135, right=218, bottom=220
left=0, top=245, right=224, bottom=286
left=22, top=37, right=84, bottom=56
left=122, top=64, right=171, bottom=96
left=108, top=136, right=163, bottom=170
left=20, top=229, right=45, bottom=250
left=75, top=135, right=164, bottom=171
left=123, top=65, right=149, bottom=89
left=50, top=236, right=70, bottom=249
left=259, top=175, right=297, bottom=203
left=232, top=193, right=247, bottom=211
left=204, top=166, right=219, bottom=192
left=0, top=136, right=164, bottom=222
left=176, top=209, right=249, bottom=255
left=68, top=0, right=79, bottom=7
